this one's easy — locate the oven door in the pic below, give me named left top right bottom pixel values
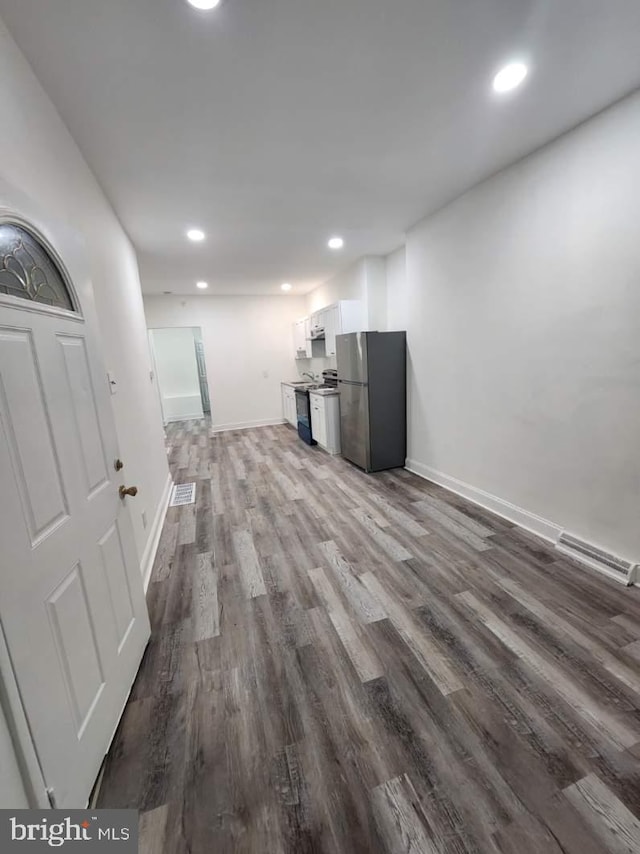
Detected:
left=295, top=389, right=316, bottom=445
left=295, top=389, right=309, bottom=425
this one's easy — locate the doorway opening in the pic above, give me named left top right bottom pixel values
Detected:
left=148, top=326, right=211, bottom=423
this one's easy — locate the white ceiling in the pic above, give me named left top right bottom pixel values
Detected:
left=1, top=0, right=640, bottom=296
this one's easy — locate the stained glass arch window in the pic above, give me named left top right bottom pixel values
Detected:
left=0, top=222, right=76, bottom=312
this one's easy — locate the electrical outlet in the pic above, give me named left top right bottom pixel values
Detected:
left=142, top=511, right=148, bottom=530
left=262, top=370, right=269, bottom=379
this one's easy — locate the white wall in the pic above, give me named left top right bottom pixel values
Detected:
left=403, top=90, right=640, bottom=562
left=143, top=295, right=307, bottom=431
left=0, top=19, right=168, bottom=564
left=361, top=257, right=388, bottom=332
left=386, top=246, right=407, bottom=332
left=150, top=327, right=203, bottom=422
left=0, top=15, right=170, bottom=803
left=307, top=260, right=367, bottom=314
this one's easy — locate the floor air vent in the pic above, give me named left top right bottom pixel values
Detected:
left=169, top=482, right=196, bottom=507
left=556, top=532, right=638, bottom=586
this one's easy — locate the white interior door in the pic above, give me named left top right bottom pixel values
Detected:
left=0, top=221, right=150, bottom=808
left=194, top=338, right=211, bottom=415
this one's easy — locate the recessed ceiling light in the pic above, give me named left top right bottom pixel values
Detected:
left=186, top=228, right=205, bottom=242
left=186, top=0, right=221, bottom=10
left=281, top=283, right=292, bottom=291
left=493, top=62, right=528, bottom=93
left=196, top=281, right=208, bottom=289
left=328, top=236, right=344, bottom=250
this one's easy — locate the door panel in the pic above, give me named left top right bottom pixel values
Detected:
left=194, top=340, right=210, bottom=414
left=98, top=522, right=135, bottom=650
left=47, top=564, right=105, bottom=736
left=324, top=304, right=338, bottom=357
left=0, top=326, right=69, bottom=543
left=310, top=399, right=326, bottom=447
left=287, top=389, right=297, bottom=426
left=338, top=380, right=370, bottom=470
left=58, top=335, right=109, bottom=496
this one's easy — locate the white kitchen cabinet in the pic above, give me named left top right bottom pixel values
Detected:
left=288, top=391, right=298, bottom=426
left=293, top=318, right=312, bottom=360
left=293, top=301, right=363, bottom=360
left=323, top=300, right=363, bottom=357
left=310, top=392, right=341, bottom=454
left=303, top=317, right=313, bottom=357
left=310, top=311, right=323, bottom=336
left=323, top=304, right=339, bottom=357
left=281, top=384, right=298, bottom=426
left=292, top=320, right=301, bottom=358
left=310, top=396, right=326, bottom=447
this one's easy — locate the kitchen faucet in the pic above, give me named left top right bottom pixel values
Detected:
left=301, top=371, right=316, bottom=382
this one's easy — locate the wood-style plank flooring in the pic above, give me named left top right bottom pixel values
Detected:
left=98, top=420, right=640, bottom=853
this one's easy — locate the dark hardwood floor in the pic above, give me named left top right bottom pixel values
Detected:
left=98, top=420, right=640, bottom=853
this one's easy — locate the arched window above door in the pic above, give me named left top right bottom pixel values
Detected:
left=0, top=222, right=75, bottom=312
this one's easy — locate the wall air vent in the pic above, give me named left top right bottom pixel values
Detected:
left=556, top=532, right=638, bottom=586
left=169, top=482, right=196, bottom=507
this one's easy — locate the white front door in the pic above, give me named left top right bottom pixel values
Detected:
left=0, top=221, right=150, bottom=807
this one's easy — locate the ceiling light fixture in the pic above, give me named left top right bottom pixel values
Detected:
left=186, top=0, right=221, bottom=10
left=186, top=228, right=205, bottom=242
left=327, top=236, right=344, bottom=250
left=281, top=283, right=292, bottom=291
left=493, top=62, right=528, bottom=94
left=196, top=281, right=209, bottom=289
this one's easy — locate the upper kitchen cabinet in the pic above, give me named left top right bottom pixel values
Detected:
left=324, top=300, right=363, bottom=357
left=310, top=310, right=324, bottom=337
left=293, top=317, right=312, bottom=360
left=293, top=301, right=363, bottom=360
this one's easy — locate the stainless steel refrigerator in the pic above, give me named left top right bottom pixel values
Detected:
left=336, top=331, right=406, bottom=472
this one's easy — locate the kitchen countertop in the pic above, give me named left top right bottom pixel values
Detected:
left=281, top=380, right=339, bottom=396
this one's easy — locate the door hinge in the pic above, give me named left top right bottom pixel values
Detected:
left=46, top=787, right=57, bottom=809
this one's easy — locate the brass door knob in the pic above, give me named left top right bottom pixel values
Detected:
left=119, top=485, right=138, bottom=499
left=114, top=459, right=124, bottom=472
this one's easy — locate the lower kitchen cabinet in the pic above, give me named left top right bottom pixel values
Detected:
left=310, top=392, right=341, bottom=454
left=281, top=384, right=297, bottom=426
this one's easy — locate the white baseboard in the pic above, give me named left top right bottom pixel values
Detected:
left=140, top=472, right=173, bottom=592
left=405, top=459, right=562, bottom=543
left=164, top=412, right=204, bottom=423
left=211, top=418, right=286, bottom=434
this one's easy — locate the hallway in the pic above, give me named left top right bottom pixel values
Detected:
left=97, top=421, right=640, bottom=853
